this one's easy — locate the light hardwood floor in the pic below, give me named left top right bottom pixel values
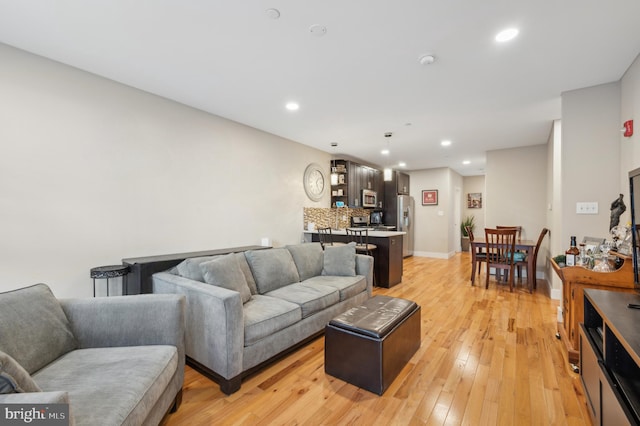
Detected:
left=161, top=253, right=591, bottom=425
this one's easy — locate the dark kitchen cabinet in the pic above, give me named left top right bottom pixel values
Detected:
left=332, top=160, right=383, bottom=208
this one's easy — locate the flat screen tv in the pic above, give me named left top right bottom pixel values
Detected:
left=629, top=167, right=640, bottom=285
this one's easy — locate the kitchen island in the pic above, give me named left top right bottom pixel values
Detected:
left=303, top=229, right=404, bottom=288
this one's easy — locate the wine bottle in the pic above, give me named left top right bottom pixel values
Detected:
left=566, top=236, right=579, bottom=266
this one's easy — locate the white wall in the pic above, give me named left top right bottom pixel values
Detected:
left=620, top=54, right=640, bottom=191
left=561, top=82, right=622, bottom=246
left=409, top=168, right=457, bottom=257
left=462, top=175, right=486, bottom=237
left=485, top=145, right=548, bottom=241
left=0, top=44, right=331, bottom=298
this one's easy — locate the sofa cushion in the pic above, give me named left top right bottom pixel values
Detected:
left=0, top=351, right=41, bottom=393
left=243, top=295, right=301, bottom=346
left=0, top=284, right=77, bottom=374
left=286, top=243, right=324, bottom=281
left=200, top=254, right=252, bottom=303
left=176, top=255, right=219, bottom=281
left=322, top=243, right=357, bottom=277
left=303, top=275, right=367, bottom=301
left=265, top=282, right=340, bottom=318
left=245, top=249, right=300, bottom=294
left=235, top=252, right=258, bottom=295
left=33, top=345, right=177, bottom=426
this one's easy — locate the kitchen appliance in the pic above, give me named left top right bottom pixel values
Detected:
left=370, top=211, right=383, bottom=225
left=362, top=189, right=377, bottom=208
left=350, top=216, right=370, bottom=228
left=383, top=194, right=414, bottom=257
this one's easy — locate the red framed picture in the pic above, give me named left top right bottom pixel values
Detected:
left=422, top=190, right=438, bottom=206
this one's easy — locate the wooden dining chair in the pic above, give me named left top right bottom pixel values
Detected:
left=496, top=225, right=525, bottom=278
left=484, top=227, right=517, bottom=292
left=466, top=225, right=487, bottom=286
left=514, top=227, right=549, bottom=292
left=317, top=227, right=346, bottom=250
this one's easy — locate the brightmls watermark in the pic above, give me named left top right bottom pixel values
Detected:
left=0, top=404, right=68, bottom=425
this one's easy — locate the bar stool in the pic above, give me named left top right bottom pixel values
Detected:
left=90, top=265, right=129, bottom=297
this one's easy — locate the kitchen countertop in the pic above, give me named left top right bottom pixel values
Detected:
left=303, top=229, right=406, bottom=237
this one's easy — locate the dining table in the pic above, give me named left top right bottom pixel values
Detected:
left=469, top=237, right=538, bottom=291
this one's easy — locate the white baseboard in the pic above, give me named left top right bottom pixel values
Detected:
left=412, top=251, right=451, bottom=259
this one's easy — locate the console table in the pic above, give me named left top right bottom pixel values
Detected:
left=122, top=245, right=268, bottom=294
left=581, top=289, right=640, bottom=425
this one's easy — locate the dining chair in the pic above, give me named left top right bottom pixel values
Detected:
left=317, top=227, right=346, bottom=250
left=484, top=227, right=517, bottom=292
left=496, top=225, right=525, bottom=278
left=466, top=225, right=487, bottom=286
left=514, top=227, right=549, bottom=292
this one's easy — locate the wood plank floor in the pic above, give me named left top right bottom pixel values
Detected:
left=161, top=253, right=591, bottom=425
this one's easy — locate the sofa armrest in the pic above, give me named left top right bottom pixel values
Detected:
left=59, top=295, right=185, bottom=363
left=355, top=254, right=374, bottom=296
left=152, top=272, right=244, bottom=380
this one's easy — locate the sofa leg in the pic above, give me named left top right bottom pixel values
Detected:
left=220, top=376, right=241, bottom=395
left=170, top=389, right=183, bottom=413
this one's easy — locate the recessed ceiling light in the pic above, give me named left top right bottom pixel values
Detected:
left=495, top=28, right=519, bottom=42
left=285, top=102, right=299, bottom=111
left=398, top=162, right=407, bottom=167
left=418, top=54, right=435, bottom=65
left=381, top=149, right=390, bottom=155
left=309, top=24, right=327, bottom=37
left=462, top=160, right=471, bottom=165
left=441, top=140, right=452, bottom=147
left=265, top=8, right=280, bottom=19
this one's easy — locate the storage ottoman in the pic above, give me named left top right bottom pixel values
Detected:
left=324, top=295, right=421, bottom=395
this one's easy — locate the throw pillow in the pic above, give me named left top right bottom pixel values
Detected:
left=234, top=252, right=258, bottom=295
left=322, top=243, right=357, bottom=277
left=200, top=254, right=252, bottom=303
left=0, top=284, right=77, bottom=374
left=176, top=256, right=219, bottom=281
left=286, top=243, right=324, bottom=281
left=0, top=351, right=41, bottom=393
left=245, top=248, right=301, bottom=294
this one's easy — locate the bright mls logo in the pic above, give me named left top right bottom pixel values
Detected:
left=1, top=404, right=68, bottom=425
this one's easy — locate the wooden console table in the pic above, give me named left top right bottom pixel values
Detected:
left=552, top=252, right=637, bottom=365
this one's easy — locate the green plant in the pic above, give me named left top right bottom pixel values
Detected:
left=461, top=216, right=475, bottom=237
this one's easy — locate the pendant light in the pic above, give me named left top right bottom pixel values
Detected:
left=330, top=142, right=339, bottom=185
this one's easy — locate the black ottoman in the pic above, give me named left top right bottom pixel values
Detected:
left=324, top=295, right=421, bottom=395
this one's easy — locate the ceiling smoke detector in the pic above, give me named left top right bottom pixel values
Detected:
left=309, top=24, right=327, bottom=37
left=418, top=54, right=435, bottom=65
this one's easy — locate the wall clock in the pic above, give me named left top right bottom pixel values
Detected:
left=303, top=163, right=326, bottom=202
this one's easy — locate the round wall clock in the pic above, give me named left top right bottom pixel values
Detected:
left=303, top=163, right=327, bottom=202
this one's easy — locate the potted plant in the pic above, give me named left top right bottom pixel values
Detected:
left=461, top=216, right=475, bottom=252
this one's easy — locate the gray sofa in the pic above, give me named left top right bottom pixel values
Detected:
left=0, top=284, right=185, bottom=426
left=152, top=242, right=373, bottom=394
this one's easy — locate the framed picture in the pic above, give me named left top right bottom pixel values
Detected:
left=422, top=190, right=438, bottom=206
left=582, top=236, right=605, bottom=255
left=467, top=193, right=482, bottom=209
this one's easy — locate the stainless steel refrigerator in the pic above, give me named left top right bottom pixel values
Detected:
left=384, top=194, right=414, bottom=257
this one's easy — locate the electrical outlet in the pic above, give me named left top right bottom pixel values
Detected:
left=576, top=202, right=598, bottom=214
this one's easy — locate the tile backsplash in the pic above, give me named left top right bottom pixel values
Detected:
left=303, top=207, right=369, bottom=230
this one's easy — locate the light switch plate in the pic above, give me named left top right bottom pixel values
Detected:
left=576, top=202, right=598, bottom=214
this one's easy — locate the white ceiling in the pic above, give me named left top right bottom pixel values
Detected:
left=1, top=1, right=639, bottom=175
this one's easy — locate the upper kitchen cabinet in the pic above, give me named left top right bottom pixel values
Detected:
left=331, top=160, right=384, bottom=208
left=385, top=170, right=410, bottom=195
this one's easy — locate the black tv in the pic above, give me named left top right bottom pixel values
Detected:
left=629, top=167, right=640, bottom=285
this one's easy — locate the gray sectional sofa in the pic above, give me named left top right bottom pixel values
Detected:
left=152, top=242, right=373, bottom=394
left=0, top=283, right=185, bottom=426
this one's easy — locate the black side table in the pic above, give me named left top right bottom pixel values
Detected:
left=90, top=265, right=129, bottom=297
